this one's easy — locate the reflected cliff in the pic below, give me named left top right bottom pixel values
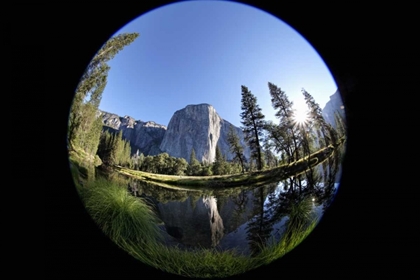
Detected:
left=120, top=147, right=342, bottom=255
left=203, top=196, right=224, bottom=247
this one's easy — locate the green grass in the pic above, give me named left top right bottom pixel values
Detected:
left=114, top=145, right=337, bottom=190
left=76, top=175, right=319, bottom=278
left=255, top=218, right=317, bottom=266
left=125, top=219, right=316, bottom=278
left=80, top=177, right=163, bottom=246
left=124, top=241, right=256, bottom=278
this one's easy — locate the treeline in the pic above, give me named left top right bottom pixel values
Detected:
left=131, top=146, right=245, bottom=176
left=67, top=33, right=139, bottom=162
left=239, top=83, right=346, bottom=172
left=97, top=130, right=132, bottom=167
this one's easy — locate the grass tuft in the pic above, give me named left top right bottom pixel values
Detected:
left=81, top=177, right=163, bottom=245
left=74, top=166, right=320, bottom=278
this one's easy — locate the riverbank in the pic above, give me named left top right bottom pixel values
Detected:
left=114, top=145, right=338, bottom=189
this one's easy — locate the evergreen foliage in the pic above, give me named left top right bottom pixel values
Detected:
left=266, top=82, right=302, bottom=163
left=212, top=145, right=228, bottom=175
left=67, top=33, right=139, bottom=158
left=302, top=88, right=332, bottom=147
left=187, top=148, right=202, bottom=176
left=240, top=85, right=265, bottom=171
left=97, top=130, right=132, bottom=167
left=227, top=124, right=246, bottom=173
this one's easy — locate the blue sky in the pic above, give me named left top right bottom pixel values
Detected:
left=97, top=0, right=338, bottom=127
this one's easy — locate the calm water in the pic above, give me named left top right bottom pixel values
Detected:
left=122, top=151, right=342, bottom=256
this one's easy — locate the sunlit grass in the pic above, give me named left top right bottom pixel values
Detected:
left=80, top=177, right=163, bottom=246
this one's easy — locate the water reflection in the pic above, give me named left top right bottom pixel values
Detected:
left=120, top=147, right=342, bottom=256
left=203, top=196, right=224, bottom=247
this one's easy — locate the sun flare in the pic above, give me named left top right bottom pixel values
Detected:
left=293, top=99, right=308, bottom=125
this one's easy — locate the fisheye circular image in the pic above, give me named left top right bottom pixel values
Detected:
left=67, top=1, right=347, bottom=278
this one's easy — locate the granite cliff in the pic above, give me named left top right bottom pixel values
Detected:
left=101, top=111, right=167, bottom=156
left=99, top=92, right=343, bottom=164
left=100, top=104, right=250, bottom=162
left=160, top=104, right=250, bottom=163
left=322, top=89, right=346, bottom=128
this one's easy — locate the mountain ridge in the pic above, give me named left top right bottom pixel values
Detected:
left=99, top=91, right=344, bottom=162
left=100, top=103, right=251, bottom=162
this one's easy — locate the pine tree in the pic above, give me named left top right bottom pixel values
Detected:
left=122, top=140, right=132, bottom=167
left=264, top=149, right=277, bottom=168
left=267, top=82, right=302, bottom=162
left=187, top=148, right=201, bottom=176
left=68, top=32, right=139, bottom=152
left=110, top=130, right=124, bottom=165
left=302, top=88, right=330, bottom=147
left=240, top=85, right=265, bottom=171
left=138, top=152, right=144, bottom=170
left=212, top=145, right=226, bottom=175
left=189, top=148, right=197, bottom=164
left=227, top=124, right=246, bottom=173
left=96, top=130, right=111, bottom=164
left=68, top=63, right=109, bottom=151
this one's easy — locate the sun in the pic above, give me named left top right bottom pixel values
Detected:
left=293, top=99, right=309, bottom=125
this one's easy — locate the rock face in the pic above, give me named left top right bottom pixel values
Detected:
left=101, top=111, right=123, bottom=129
left=322, top=90, right=346, bottom=128
left=155, top=192, right=254, bottom=249
left=100, top=104, right=250, bottom=162
left=100, top=111, right=167, bottom=156
left=202, top=196, right=224, bottom=247
left=159, top=104, right=250, bottom=163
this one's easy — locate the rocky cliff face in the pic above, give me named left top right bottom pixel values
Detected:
left=159, top=104, right=250, bottom=163
left=155, top=193, right=254, bottom=249
left=100, top=111, right=167, bottom=155
left=322, top=90, right=346, bottom=128
left=100, top=105, right=249, bottom=162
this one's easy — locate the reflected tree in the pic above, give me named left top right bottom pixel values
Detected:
left=230, top=190, right=250, bottom=231
left=246, top=187, right=275, bottom=256
left=315, top=146, right=341, bottom=211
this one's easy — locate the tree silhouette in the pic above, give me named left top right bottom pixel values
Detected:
left=227, top=124, right=246, bottom=173
left=267, top=82, right=302, bottom=162
left=240, top=85, right=265, bottom=171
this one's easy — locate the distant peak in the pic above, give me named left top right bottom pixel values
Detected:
left=185, top=103, right=213, bottom=108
